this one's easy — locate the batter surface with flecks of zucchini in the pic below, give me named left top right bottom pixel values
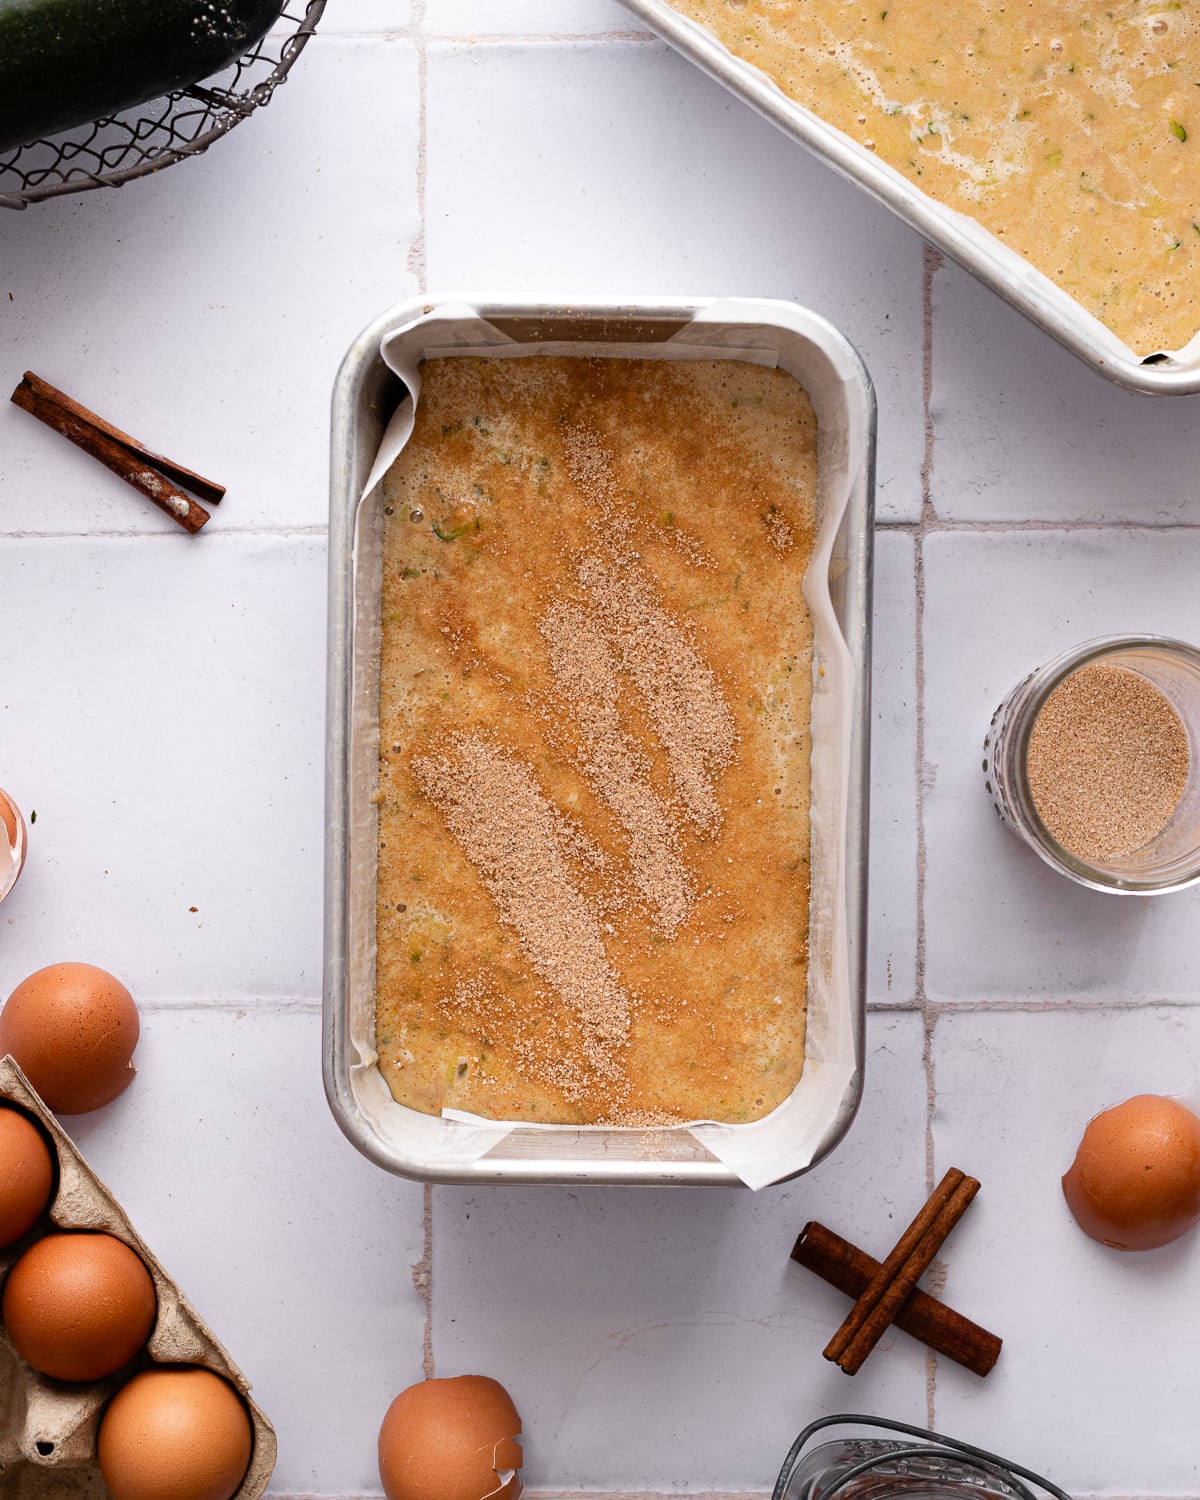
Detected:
left=375, top=355, right=816, bottom=1125
left=668, top=0, right=1200, bottom=356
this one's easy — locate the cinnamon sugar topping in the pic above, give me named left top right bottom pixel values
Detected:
left=577, top=550, right=737, bottom=833
left=563, top=423, right=620, bottom=514
left=375, top=356, right=817, bottom=1125
left=540, top=600, right=695, bottom=935
left=1027, top=661, right=1190, bottom=862
left=414, top=733, right=631, bottom=1061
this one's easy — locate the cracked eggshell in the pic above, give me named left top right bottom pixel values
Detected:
left=379, top=1375, right=523, bottom=1500
left=1062, top=1093, right=1200, bottom=1251
left=0, top=963, right=140, bottom=1114
left=0, top=1056, right=276, bottom=1499
left=0, top=788, right=26, bottom=905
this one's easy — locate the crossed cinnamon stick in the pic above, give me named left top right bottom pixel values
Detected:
left=792, top=1167, right=1001, bottom=1378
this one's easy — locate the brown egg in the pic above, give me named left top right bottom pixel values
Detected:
left=0, top=1104, right=55, bottom=1247
left=1062, top=1093, right=1200, bottom=1250
left=379, top=1375, right=523, bottom=1500
left=3, top=1231, right=157, bottom=1381
left=98, top=1366, right=253, bottom=1500
left=0, top=962, right=139, bottom=1113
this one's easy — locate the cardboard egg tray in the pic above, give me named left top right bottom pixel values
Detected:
left=0, top=1055, right=276, bottom=1499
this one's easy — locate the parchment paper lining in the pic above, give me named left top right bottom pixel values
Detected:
left=345, top=299, right=864, bottom=1189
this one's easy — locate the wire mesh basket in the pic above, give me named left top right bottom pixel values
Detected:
left=0, top=0, right=326, bottom=211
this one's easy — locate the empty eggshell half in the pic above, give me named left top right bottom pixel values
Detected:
left=379, top=1375, right=522, bottom=1500
left=0, top=788, right=26, bottom=905
left=1062, top=1093, right=1200, bottom=1251
left=0, top=962, right=140, bottom=1114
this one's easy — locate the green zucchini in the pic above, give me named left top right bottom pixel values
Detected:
left=0, top=0, right=286, bottom=155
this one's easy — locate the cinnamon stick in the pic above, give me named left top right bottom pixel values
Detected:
left=839, top=1174, right=979, bottom=1374
left=11, top=373, right=221, bottom=534
left=791, top=1221, right=1001, bottom=1377
left=824, top=1168, right=968, bottom=1363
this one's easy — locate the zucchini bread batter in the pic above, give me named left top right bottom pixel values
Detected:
left=375, top=355, right=816, bottom=1125
left=669, top=0, right=1200, bottom=355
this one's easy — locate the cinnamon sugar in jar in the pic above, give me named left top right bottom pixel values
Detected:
left=983, top=637, right=1200, bottom=893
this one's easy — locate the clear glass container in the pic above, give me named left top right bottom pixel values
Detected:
left=774, top=1416, right=1070, bottom=1500
left=983, top=635, right=1200, bottom=894
left=0, top=787, right=26, bottom=906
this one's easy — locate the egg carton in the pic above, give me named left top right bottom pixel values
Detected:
left=0, top=1054, right=277, bottom=1499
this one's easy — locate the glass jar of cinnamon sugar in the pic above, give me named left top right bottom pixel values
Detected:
left=983, top=636, right=1200, bottom=893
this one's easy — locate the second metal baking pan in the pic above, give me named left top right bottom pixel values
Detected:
left=619, top=1, right=1200, bottom=396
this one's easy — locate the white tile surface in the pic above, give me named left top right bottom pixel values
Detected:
left=424, top=40, right=927, bottom=522
left=931, top=259, right=1200, bottom=525
left=931, top=1007, right=1200, bottom=1493
left=923, top=529, right=1200, bottom=1004
left=0, top=34, right=419, bottom=535
left=316, top=0, right=412, bottom=32
left=425, top=0, right=648, bottom=34
left=1, top=535, right=326, bottom=1000
left=66, top=1007, right=428, bottom=1496
left=432, top=1013, right=929, bottom=1494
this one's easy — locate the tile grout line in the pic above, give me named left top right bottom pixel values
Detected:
left=925, top=994, right=1200, bottom=1013
left=424, top=30, right=657, bottom=44
left=412, top=1184, right=435, bottom=1379
left=917, top=241, right=943, bottom=1430
left=882, top=517, right=1200, bottom=534
left=276, top=27, right=656, bottom=42
left=134, top=998, right=323, bottom=1014
left=0, top=526, right=330, bottom=540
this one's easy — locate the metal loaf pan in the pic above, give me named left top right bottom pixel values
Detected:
left=325, top=296, right=874, bottom=1186
left=619, top=2, right=1200, bottom=396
